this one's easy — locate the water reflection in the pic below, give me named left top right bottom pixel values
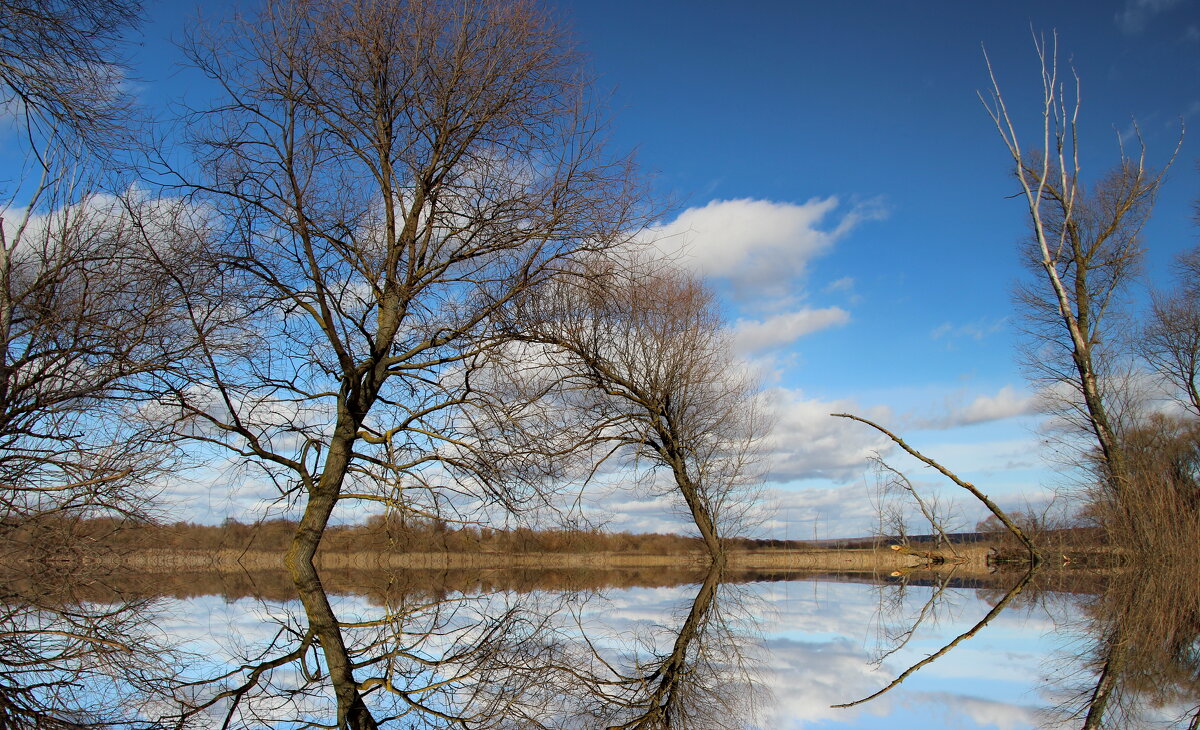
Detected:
left=836, top=568, right=1036, bottom=710
left=553, top=564, right=767, bottom=729
left=3, top=563, right=1198, bottom=728
left=1049, top=564, right=1200, bottom=729
left=167, top=562, right=766, bottom=729
left=0, top=566, right=181, bottom=729
left=172, top=569, right=588, bottom=727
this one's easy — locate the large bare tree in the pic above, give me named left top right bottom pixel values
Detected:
left=165, top=0, right=648, bottom=573
left=981, top=34, right=1173, bottom=491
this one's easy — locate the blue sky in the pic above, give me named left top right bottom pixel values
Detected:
left=121, top=0, right=1199, bottom=537
left=545, top=0, right=1200, bottom=537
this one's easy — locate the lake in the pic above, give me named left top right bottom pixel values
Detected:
left=5, top=565, right=1197, bottom=728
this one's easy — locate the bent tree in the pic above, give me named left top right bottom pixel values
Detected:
left=514, top=263, right=766, bottom=560
left=167, top=0, right=647, bottom=572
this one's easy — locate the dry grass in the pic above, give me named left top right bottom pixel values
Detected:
left=100, top=549, right=714, bottom=572
left=728, top=545, right=991, bottom=571
left=54, top=543, right=993, bottom=577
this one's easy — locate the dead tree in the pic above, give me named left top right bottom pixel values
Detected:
left=980, top=32, right=1176, bottom=493
left=833, top=413, right=1041, bottom=564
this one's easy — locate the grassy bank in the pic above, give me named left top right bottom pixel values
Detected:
left=21, top=543, right=990, bottom=575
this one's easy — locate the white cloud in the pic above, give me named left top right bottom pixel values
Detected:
left=914, top=692, right=1042, bottom=730
left=917, top=385, right=1040, bottom=429
left=648, top=197, right=883, bottom=300
left=957, top=386, right=1039, bottom=425
left=759, top=483, right=883, bottom=540
left=760, top=636, right=897, bottom=726
left=732, top=307, right=850, bottom=353
left=824, top=276, right=855, bottom=293
left=930, top=316, right=1007, bottom=344
left=761, top=388, right=894, bottom=483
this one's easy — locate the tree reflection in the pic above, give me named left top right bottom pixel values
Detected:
left=1049, top=563, right=1200, bottom=729
left=168, top=566, right=579, bottom=727
left=834, top=568, right=1036, bottom=710
left=9, top=556, right=1200, bottom=728
left=832, top=560, right=1200, bottom=729
left=149, top=560, right=767, bottom=729
left=559, top=563, right=766, bottom=729
left=0, top=568, right=180, bottom=729
left=866, top=569, right=958, bottom=668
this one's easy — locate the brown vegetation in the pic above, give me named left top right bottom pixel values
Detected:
left=0, top=513, right=704, bottom=559
left=1091, top=414, right=1200, bottom=562
left=0, top=513, right=1006, bottom=579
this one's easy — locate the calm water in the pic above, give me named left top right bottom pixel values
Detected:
left=6, top=567, right=1198, bottom=728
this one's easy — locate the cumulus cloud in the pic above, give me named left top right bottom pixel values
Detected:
left=571, top=388, right=893, bottom=537
left=649, top=197, right=883, bottom=300
left=760, top=388, right=894, bottom=483
left=731, top=307, right=850, bottom=353
left=583, top=491, right=688, bottom=535
left=957, top=385, right=1039, bottom=424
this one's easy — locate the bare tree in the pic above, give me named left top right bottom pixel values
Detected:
left=980, top=33, right=1175, bottom=491
left=0, top=0, right=141, bottom=158
left=0, top=181, right=208, bottom=528
left=511, top=261, right=768, bottom=560
left=162, top=0, right=649, bottom=573
left=0, top=0, right=203, bottom=530
left=1140, top=245, right=1200, bottom=417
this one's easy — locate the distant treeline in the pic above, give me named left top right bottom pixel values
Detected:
left=1, top=514, right=823, bottom=557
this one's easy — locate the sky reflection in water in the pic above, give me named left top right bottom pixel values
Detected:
left=8, top=569, right=1198, bottom=728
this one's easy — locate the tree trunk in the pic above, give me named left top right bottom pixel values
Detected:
left=286, top=423, right=357, bottom=573
left=291, top=560, right=380, bottom=730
